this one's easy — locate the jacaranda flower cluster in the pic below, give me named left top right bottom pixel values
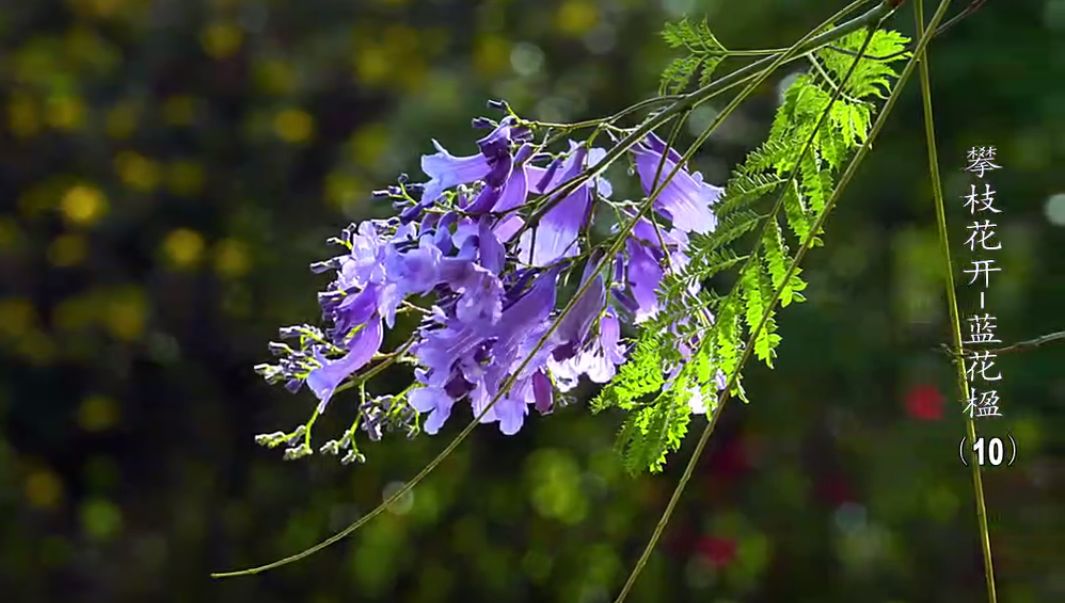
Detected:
left=255, top=103, right=723, bottom=461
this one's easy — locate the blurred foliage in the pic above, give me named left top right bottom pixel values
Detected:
left=1, top=0, right=1063, bottom=601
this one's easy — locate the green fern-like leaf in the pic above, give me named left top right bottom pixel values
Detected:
left=592, top=334, right=665, bottom=412
left=599, top=26, right=911, bottom=474
left=659, top=18, right=727, bottom=94
left=817, top=29, right=911, bottom=99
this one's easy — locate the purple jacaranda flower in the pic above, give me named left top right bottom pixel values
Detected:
left=421, top=117, right=530, bottom=208
left=379, top=236, right=443, bottom=327
left=625, top=238, right=665, bottom=323
left=326, top=282, right=380, bottom=341
left=410, top=267, right=558, bottom=435
left=307, top=317, right=384, bottom=411
left=493, top=214, right=524, bottom=243
left=443, top=261, right=505, bottom=329
left=631, top=217, right=692, bottom=274
left=335, top=221, right=389, bottom=289
left=490, top=145, right=533, bottom=213
left=518, top=144, right=614, bottom=267
left=633, top=133, right=723, bottom=234
left=550, top=269, right=606, bottom=362
left=409, top=386, right=455, bottom=435
left=532, top=371, right=553, bottom=414
left=548, top=307, right=626, bottom=391
left=421, top=146, right=489, bottom=206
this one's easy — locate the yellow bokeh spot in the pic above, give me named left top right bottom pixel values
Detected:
left=46, top=96, right=86, bottom=130
left=354, top=44, right=391, bottom=86
left=48, top=233, right=88, bottom=267
left=350, top=123, right=388, bottom=166
left=103, top=287, right=145, bottom=340
left=165, top=159, right=205, bottom=197
left=16, top=330, right=57, bottom=366
left=556, top=0, right=599, bottom=36
left=0, top=217, right=23, bottom=253
left=273, top=108, right=314, bottom=144
left=161, top=95, right=198, bottom=126
left=213, top=238, right=251, bottom=277
left=0, top=298, right=37, bottom=339
left=325, top=170, right=366, bottom=209
left=81, top=498, right=123, bottom=541
left=7, top=95, right=40, bottom=138
left=105, top=101, right=140, bottom=139
left=255, top=59, right=296, bottom=96
left=61, top=184, right=108, bottom=225
left=201, top=22, right=243, bottom=59
left=26, top=469, right=64, bottom=510
left=78, top=394, right=120, bottom=432
left=473, top=35, right=510, bottom=77
left=162, top=228, right=205, bottom=268
left=115, top=151, right=160, bottom=192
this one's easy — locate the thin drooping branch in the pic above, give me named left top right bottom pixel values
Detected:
left=939, top=329, right=1065, bottom=357
left=914, top=0, right=998, bottom=601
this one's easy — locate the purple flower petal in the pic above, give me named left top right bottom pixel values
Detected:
left=626, top=240, right=664, bottom=323
left=478, top=219, right=506, bottom=273
left=421, top=140, right=491, bottom=203
left=633, top=134, right=722, bottom=234
left=409, top=386, right=456, bottom=435
left=551, top=275, right=605, bottom=360
left=532, top=371, right=553, bottom=414
left=332, top=282, right=380, bottom=337
left=518, top=186, right=589, bottom=267
left=493, top=215, right=523, bottom=243
left=307, top=318, right=384, bottom=412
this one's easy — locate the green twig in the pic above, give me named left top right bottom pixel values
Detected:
left=914, top=1, right=997, bottom=601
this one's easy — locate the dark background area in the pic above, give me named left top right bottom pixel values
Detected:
left=1, top=0, right=1062, bottom=601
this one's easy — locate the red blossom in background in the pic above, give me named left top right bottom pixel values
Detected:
left=905, top=384, right=945, bottom=421
left=695, top=535, right=738, bottom=568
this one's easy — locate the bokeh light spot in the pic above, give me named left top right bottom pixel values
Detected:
left=383, top=481, right=415, bottom=515
left=7, top=94, right=40, bottom=138
left=162, top=95, right=199, bottom=127
left=104, top=287, right=146, bottom=340
left=48, top=233, right=88, bottom=267
left=78, top=394, right=120, bottom=432
left=0, top=298, right=36, bottom=338
left=162, top=228, right=205, bottom=269
left=165, top=159, right=205, bottom=197
left=60, top=184, right=107, bottom=225
left=474, top=35, right=510, bottom=77
left=213, top=238, right=251, bottom=277
left=273, top=108, right=314, bottom=144
left=115, top=151, right=160, bottom=192
left=81, top=498, right=123, bottom=541
left=201, top=22, right=243, bottom=59
left=1043, top=192, right=1065, bottom=225
left=556, top=1, right=599, bottom=37
left=45, top=96, right=86, bottom=130
left=510, top=42, right=545, bottom=77
left=25, top=468, right=64, bottom=510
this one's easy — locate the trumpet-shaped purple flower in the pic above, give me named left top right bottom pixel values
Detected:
left=518, top=145, right=611, bottom=267
left=633, top=133, right=723, bottom=235
left=420, top=117, right=533, bottom=213
left=307, top=317, right=384, bottom=411
left=410, top=268, right=558, bottom=434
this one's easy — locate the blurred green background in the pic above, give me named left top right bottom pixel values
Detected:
left=1, top=0, right=1063, bottom=601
